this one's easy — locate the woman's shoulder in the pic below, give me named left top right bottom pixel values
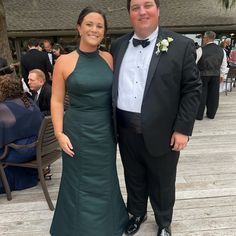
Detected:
left=55, top=50, right=78, bottom=64
left=99, top=50, right=113, bottom=70
left=99, top=50, right=112, bottom=58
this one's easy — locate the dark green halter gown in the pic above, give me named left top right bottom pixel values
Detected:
left=50, top=49, right=128, bottom=236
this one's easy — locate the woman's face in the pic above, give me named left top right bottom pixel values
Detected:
left=53, top=48, right=60, bottom=57
left=77, top=12, right=105, bottom=48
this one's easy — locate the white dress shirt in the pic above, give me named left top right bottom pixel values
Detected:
left=117, top=27, right=159, bottom=113
left=47, top=52, right=53, bottom=65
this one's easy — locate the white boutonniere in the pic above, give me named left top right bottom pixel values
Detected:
left=156, top=37, right=174, bottom=55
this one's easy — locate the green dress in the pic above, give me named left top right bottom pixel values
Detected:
left=50, top=49, right=128, bottom=236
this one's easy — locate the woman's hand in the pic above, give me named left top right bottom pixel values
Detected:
left=56, top=132, right=75, bottom=157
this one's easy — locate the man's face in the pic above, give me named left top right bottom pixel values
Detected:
left=226, top=39, right=231, bottom=46
left=28, top=73, right=44, bottom=91
left=44, top=42, right=52, bottom=52
left=129, top=0, right=159, bottom=39
left=203, top=36, right=212, bottom=45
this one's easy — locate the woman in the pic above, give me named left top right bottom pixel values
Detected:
left=52, top=43, right=67, bottom=59
left=0, top=74, right=42, bottom=193
left=50, top=7, right=128, bottom=236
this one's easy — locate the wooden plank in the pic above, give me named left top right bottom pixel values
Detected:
left=0, top=90, right=236, bottom=235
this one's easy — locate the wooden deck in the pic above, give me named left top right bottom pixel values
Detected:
left=1, top=89, right=236, bottom=236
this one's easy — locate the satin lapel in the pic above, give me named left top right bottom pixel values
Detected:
left=143, top=28, right=165, bottom=98
left=113, top=34, right=132, bottom=103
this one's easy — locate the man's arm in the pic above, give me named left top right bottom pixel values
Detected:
left=171, top=40, right=202, bottom=151
left=220, top=50, right=228, bottom=82
left=173, top=40, right=202, bottom=136
left=195, top=47, right=202, bottom=64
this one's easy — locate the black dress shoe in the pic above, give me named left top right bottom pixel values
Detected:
left=157, top=226, right=171, bottom=236
left=125, top=214, right=147, bottom=235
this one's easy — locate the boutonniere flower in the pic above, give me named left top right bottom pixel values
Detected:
left=156, top=37, right=174, bottom=55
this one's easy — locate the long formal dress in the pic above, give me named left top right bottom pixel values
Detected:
left=50, top=49, right=128, bottom=236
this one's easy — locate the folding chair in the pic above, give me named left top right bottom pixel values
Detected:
left=225, top=67, right=236, bottom=95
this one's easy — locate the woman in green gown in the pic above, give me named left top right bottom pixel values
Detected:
left=50, top=7, right=128, bottom=236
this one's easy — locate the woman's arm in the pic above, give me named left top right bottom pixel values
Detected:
left=51, top=55, right=74, bottom=157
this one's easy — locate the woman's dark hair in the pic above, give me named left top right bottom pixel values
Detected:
left=0, top=74, right=32, bottom=108
left=53, top=43, right=67, bottom=54
left=77, top=7, right=108, bottom=35
left=127, top=0, right=160, bottom=11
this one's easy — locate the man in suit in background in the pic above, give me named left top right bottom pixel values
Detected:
left=43, top=39, right=56, bottom=65
left=28, top=69, right=51, bottom=116
left=21, top=38, right=53, bottom=86
left=196, top=31, right=227, bottom=120
left=110, top=0, right=202, bottom=235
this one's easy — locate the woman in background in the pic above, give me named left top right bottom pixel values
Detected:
left=52, top=43, right=67, bottom=59
left=0, top=74, right=42, bottom=193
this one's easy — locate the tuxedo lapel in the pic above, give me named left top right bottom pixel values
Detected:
left=113, top=34, right=132, bottom=104
left=143, top=28, right=165, bottom=98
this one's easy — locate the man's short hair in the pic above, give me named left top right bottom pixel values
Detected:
left=127, top=0, right=160, bottom=11
left=29, top=69, right=46, bottom=82
left=28, top=38, right=39, bottom=47
left=204, top=31, right=216, bottom=41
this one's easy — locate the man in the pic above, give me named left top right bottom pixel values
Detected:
left=0, top=57, right=14, bottom=75
left=21, top=38, right=53, bottom=86
left=43, top=39, right=56, bottom=65
left=196, top=31, right=227, bottom=120
left=28, top=69, right=51, bottom=116
left=110, top=0, right=202, bottom=235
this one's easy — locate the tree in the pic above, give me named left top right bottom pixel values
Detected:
left=221, top=0, right=236, bottom=9
left=0, top=0, right=13, bottom=63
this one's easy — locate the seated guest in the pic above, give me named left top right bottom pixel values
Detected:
left=0, top=74, right=43, bottom=193
left=28, top=69, right=52, bottom=116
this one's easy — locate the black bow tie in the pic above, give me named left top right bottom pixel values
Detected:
left=132, top=38, right=150, bottom=48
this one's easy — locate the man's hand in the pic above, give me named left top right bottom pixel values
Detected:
left=170, top=131, right=189, bottom=151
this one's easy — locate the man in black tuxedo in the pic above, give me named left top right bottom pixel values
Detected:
left=43, top=39, right=57, bottom=65
left=28, top=69, right=51, bottom=116
left=21, top=38, right=53, bottom=86
left=110, top=0, right=202, bottom=235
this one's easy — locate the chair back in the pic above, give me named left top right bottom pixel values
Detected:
left=227, top=67, right=236, bottom=78
left=64, top=93, right=70, bottom=110
left=36, top=116, right=59, bottom=159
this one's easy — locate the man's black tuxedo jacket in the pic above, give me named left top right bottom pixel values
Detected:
left=21, top=49, right=53, bottom=84
left=37, top=82, right=52, bottom=116
left=111, top=28, right=202, bottom=157
left=43, top=50, right=57, bottom=65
